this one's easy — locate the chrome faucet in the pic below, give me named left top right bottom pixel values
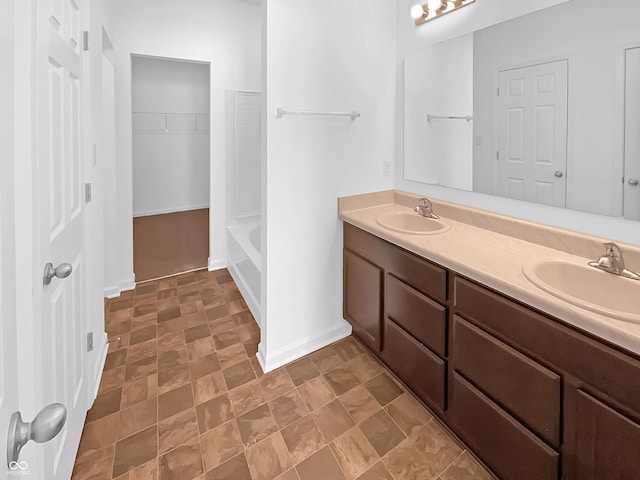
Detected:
left=588, top=242, right=640, bottom=281
left=414, top=198, right=439, bottom=220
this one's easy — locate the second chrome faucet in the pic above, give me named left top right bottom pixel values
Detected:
left=415, top=198, right=440, bottom=220
left=589, top=242, right=640, bottom=281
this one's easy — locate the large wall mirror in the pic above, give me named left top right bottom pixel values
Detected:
left=404, top=0, right=640, bottom=221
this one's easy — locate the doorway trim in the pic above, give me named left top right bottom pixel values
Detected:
left=103, top=48, right=226, bottom=297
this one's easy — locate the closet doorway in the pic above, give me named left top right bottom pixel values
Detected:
left=131, top=55, right=211, bottom=281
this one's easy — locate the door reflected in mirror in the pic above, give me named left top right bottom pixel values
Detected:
left=403, top=0, right=640, bottom=220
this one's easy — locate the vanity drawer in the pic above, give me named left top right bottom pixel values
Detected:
left=343, top=223, right=389, bottom=267
left=449, top=372, right=559, bottom=480
left=386, top=274, right=446, bottom=358
left=382, top=317, right=445, bottom=414
left=386, top=246, right=447, bottom=303
left=453, top=276, right=640, bottom=417
left=344, top=223, right=447, bottom=302
left=452, top=315, right=561, bottom=448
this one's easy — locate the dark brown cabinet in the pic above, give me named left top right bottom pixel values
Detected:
left=448, top=372, right=559, bottom=480
left=343, top=223, right=640, bottom=480
left=343, top=249, right=383, bottom=353
left=344, top=223, right=448, bottom=412
left=451, top=315, right=561, bottom=448
left=569, top=389, right=640, bottom=479
left=382, top=317, right=446, bottom=413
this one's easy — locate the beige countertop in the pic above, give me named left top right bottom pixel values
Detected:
left=339, top=190, right=640, bottom=356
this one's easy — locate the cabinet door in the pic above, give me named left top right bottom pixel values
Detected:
left=344, top=250, right=383, bottom=352
left=569, top=390, right=640, bottom=480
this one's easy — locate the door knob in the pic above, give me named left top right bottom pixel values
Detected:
left=6, top=404, right=67, bottom=467
left=554, top=171, right=564, bottom=178
left=629, top=178, right=639, bottom=186
left=43, top=262, right=73, bottom=286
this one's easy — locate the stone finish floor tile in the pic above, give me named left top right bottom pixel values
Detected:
left=158, top=408, right=199, bottom=455
left=386, top=393, right=433, bottom=437
left=356, top=461, right=394, bottom=480
left=280, top=415, right=326, bottom=464
left=195, top=394, right=234, bottom=433
left=285, top=358, right=320, bottom=386
left=359, top=410, right=405, bottom=457
left=411, top=419, right=464, bottom=475
left=200, top=420, right=244, bottom=472
left=204, top=453, right=252, bottom=480
left=73, top=269, right=492, bottom=480
left=158, top=439, right=204, bottom=480
left=116, top=397, right=157, bottom=440
left=237, top=403, right=279, bottom=447
left=228, top=380, right=266, bottom=416
left=297, top=376, right=337, bottom=412
left=269, top=390, right=308, bottom=429
left=330, top=427, right=379, bottom=479
left=440, top=451, right=495, bottom=480
left=112, top=426, right=158, bottom=477
left=245, top=432, right=292, bottom=480
left=312, top=399, right=355, bottom=442
left=339, top=386, right=381, bottom=424
left=323, top=366, right=361, bottom=396
left=383, top=438, right=436, bottom=480
left=72, top=444, right=115, bottom=480
left=295, top=446, right=346, bottom=480
left=259, top=369, right=296, bottom=401
left=364, top=372, right=404, bottom=407
left=192, top=371, right=227, bottom=405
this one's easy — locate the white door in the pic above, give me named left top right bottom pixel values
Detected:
left=496, top=60, right=568, bottom=207
left=0, top=2, right=20, bottom=477
left=0, top=203, right=21, bottom=479
left=3, top=1, right=90, bottom=478
left=624, top=47, right=640, bottom=221
left=36, top=0, right=90, bottom=477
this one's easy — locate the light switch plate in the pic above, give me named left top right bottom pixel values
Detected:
left=383, top=160, right=393, bottom=177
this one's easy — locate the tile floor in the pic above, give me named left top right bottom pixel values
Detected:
left=71, top=269, right=494, bottom=480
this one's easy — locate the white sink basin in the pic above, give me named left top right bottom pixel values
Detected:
left=522, top=258, right=640, bottom=323
left=376, top=212, right=452, bottom=235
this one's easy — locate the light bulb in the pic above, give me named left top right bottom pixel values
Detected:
left=427, top=0, right=444, bottom=12
left=410, top=4, right=426, bottom=19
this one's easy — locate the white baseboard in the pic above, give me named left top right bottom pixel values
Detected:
left=104, top=277, right=136, bottom=298
left=104, top=285, right=120, bottom=298
left=133, top=203, right=210, bottom=218
left=227, top=263, right=261, bottom=327
left=208, top=257, right=227, bottom=272
left=256, top=320, right=352, bottom=373
left=91, top=332, right=109, bottom=404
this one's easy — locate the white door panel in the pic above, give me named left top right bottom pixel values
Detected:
left=1, top=2, right=22, bottom=478
left=624, top=47, right=640, bottom=221
left=1, top=142, right=20, bottom=480
left=36, top=0, right=89, bottom=477
left=497, top=60, right=568, bottom=208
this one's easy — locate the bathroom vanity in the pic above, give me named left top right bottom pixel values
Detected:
left=340, top=191, right=640, bottom=480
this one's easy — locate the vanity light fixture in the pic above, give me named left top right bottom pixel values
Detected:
left=410, top=0, right=475, bottom=26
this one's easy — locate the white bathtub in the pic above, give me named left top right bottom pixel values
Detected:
left=227, top=222, right=261, bottom=325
